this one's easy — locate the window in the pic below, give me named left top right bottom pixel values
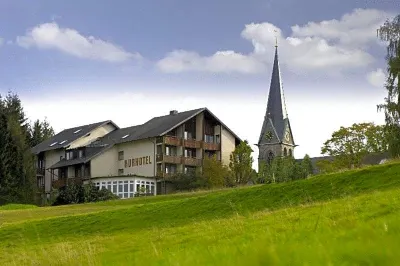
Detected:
left=165, top=146, right=170, bottom=155
left=79, top=150, right=84, bottom=158
left=113, top=181, right=117, bottom=193
left=118, top=151, right=124, bottom=161
left=118, top=181, right=123, bottom=195
left=74, top=129, right=82, bottom=134
left=130, top=181, right=134, bottom=198
left=59, top=140, right=67, bottom=145
left=204, top=135, right=214, bottom=143
left=118, top=169, right=124, bottom=176
left=124, top=181, right=129, bottom=198
left=122, top=134, right=129, bottom=139
left=215, top=134, right=220, bottom=143
left=49, top=142, right=58, bottom=147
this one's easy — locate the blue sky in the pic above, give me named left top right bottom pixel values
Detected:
left=0, top=0, right=397, bottom=168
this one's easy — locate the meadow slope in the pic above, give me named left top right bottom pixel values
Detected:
left=1, top=163, right=400, bottom=265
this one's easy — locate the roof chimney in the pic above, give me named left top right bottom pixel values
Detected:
left=170, top=110, right=178, bottom=115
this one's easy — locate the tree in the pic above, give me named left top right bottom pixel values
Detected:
left=377, top=15, right=400, bottom=158
left=202, top=155, right=230, bottom=188
left=0, top=112, right=20, bottom=204
left=321, top=122, right=388, bottom=169
left=315, top=159, right=338, bottom=174
left=170, top=169, right=207, bottom=191
left=29, top=118, right=55, bottom=147
left=300, top=154, right=313, bottom=178
left=229, top=140, right=254, bottom=184
left=0, top=91, right=56, bottom=205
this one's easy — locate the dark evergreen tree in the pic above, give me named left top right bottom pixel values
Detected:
left=29, top=118, right=55, bottom=147
left=0, top=92, right=36, bottom=204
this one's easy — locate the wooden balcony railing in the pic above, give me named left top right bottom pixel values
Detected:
left=156, top=136, right=182, bottom=146
left=202, top=141, right=221, bottom=151
left=52, top=178, right=66, bottom=189
left=52, top=177, right=86, bottom=189
left=156, top=171, right=175, bottom=180
left=183, top=139, right=201, bottom=149
left=181, top=157, right=202, bottom=166
left=36, top=167, right=46, bottom=176
left=156, top=154, right=182, bottom=164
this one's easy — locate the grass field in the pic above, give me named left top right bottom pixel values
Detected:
left=1, top=162, right=400, bottom=265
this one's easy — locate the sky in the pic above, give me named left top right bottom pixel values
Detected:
left=0, top=0, right=398, bottom=170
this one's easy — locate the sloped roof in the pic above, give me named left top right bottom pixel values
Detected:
left=110, top=107, right=242, bottom=144
left=116, top=108, right=204, bottom=144
left=49, top=146, right=109, bottom=169
left=31, top=120, right=118, bottom=154
left=45, top=107, right=243, bottom=169
left=258, top=46, right=292, bottom=145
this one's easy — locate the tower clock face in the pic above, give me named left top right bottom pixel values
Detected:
left=285, top=132, right=290, bottom=142
left=265, top=131, right=273, bottom=141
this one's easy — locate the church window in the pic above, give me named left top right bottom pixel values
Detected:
left=267, top=151, right=274, bottom=165
left=283, top=148, right=287, bottom=156
left=289, top=149, right=292, bottom=157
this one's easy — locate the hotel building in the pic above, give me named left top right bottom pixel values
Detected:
left=32, top=107, right=242, bottom=198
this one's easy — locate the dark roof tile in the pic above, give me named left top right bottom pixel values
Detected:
left=31, top=120, right=117, bottom=154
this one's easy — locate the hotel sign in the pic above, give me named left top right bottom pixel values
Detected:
left=124, top=156, right=152, bottom=168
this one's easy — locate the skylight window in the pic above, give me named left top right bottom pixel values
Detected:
left=49, top=142, right=58, bottom=147
left=59, top=140, right=67, bottom=145
left=122, top=134, right=129, bottom=139
left=74, top=129, right=82, bottom=134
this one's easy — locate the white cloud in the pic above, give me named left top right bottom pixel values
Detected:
left=291, top=8, right=391, bottom=48
left=16, top=22, right=140, bottom=62
left=367, top=68, right=386, bottom=88
left=157, top=8, right=392, bottom=74
left=21, top=88, right=385, bottom=171
left=157, top=50, right=264, bottom=74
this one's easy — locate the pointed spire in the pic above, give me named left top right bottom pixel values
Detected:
left=265, top=45, right=287, bottom=138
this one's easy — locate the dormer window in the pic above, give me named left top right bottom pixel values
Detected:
left=122, top=134, right=129, bottom=139
left=74, top=129, right=82, bottom=134
left=49, top=142, right=58, bottom=147
left=59, top=140, right=67, bottom=145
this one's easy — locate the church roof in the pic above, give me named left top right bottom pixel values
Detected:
left=258, top=45, right=293, bottom=146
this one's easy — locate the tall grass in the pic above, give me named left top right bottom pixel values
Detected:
left=1, top=162, right=400, bottom=265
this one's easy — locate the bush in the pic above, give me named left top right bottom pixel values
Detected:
left=53, top=182, right=118, bottom=206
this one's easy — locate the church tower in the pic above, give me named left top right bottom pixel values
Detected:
left=258, top=43, right=296, bottom=167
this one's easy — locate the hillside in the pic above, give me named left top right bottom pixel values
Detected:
left=1, top=162, right=400, bottom=265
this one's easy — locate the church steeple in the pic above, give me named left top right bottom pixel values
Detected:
left=266, top=45, right=287, bottom=137
left=258, top=44, right=296, bottom=165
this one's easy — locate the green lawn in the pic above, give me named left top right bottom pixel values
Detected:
left=1, top=162, right=400, bottom=265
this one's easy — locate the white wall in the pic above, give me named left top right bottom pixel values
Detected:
left=68, top=122, right=117, bottom=149
left=44, top=149, right=65, bottom=192
left=221, top=126, right=236, bottom=166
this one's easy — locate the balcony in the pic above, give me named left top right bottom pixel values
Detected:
left=156, top=154, right=182, bottom=164
left=156, top=171, right=176, bottom=180
left=52, top=178, right=66, bottom=189
left=156, top=136, right=182, bottom=146
left=183, top=139, right=201, bottom=149
left=181, top=157, right=202, bottom=166
left=36, top=167, right=46, bottom=176
left=52, top=177, right=85, bottom=189
left=202, top=141, right=221, bottom=151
